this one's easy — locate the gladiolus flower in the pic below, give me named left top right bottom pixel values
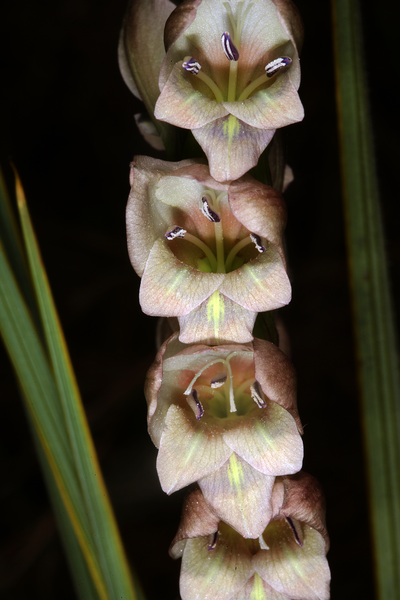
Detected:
left=145, top=333, right=303, bottom=537
left=170, top=474, right=330, bottom=600
left=155, top=0, right=304, bottom=181
left=126, top=157, right=291, bottom=345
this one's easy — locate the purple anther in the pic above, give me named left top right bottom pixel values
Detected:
left=265, top=56, right=292, bottom=78
left=208, top=531, right=218, bottom=551
left=201, top=196, right=221, bottom=223
left=182, top=57, right=202, bottom=75
left=165, top=226, right=186, bottom=240
left=286, top=517, right=304, bottom=547
left=221, top=32, right=239, bottom=61
left=186, top=389, right=204, bottom=420
left=250, top=381, right=267, bottom=408
left=250, top=233, right=266, bottom=253
left=210, top=371, right=227, bottom=388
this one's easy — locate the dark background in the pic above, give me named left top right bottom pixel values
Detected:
left=0, top=1, right=399, bottom=598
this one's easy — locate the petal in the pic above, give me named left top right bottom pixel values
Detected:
left=180, top=527, right=254, bottom=600
left=223, top=402, right=303, bottom=476
left=193, top=116, right=275, bottom=182
left=253, top=520, right=330, bottom=600
left=178, top=291, right=256, bottom=344
left=230, top=574, right=287, bottom=600
left=223, top=76, right=304, bottom=130
left=219, top=248, right=291, bottom=312
left=157, top=404, right=231, bottom=494
left=139, top=239, right=224, bottom=316
left=155, top=61, right=228, bottom=129
left=198, top=453, right=275, bottom=538
left=133, top=113, right=165, bottom=150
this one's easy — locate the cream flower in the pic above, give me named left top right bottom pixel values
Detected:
left=155, top=0, right=304, bottom=181
left=126, top=157, right=291, bottom=344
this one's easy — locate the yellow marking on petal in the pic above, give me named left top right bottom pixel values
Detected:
left=207, top=290, right=225, bottom=339
left=243, top=263, right=272, bottom=296
left=227, top=453, right=245, bottom=493
left=251, top=573, right=267, bottom=600
left=166, top=269, right=186, bottom=296
left=223, top=113, right=240, bottom=140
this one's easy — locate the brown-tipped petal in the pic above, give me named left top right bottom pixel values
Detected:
left=180, top=524, right=254, bottom=600
left=155, top=61, right=228, bottom=129
left=193, top=116, right=275, bottom=183
left=178, top=291, right=256, bottom=345
left=157, top=405, right=231, bottom=494
left=253, top=338, right=302, bottom=433
left=223, top=402, right=303, bottom=476
left=253, top=519, right=330, bottom=600
left=139, top=239, right=224, bottom=317
left=223, top=76, right=304, bottom=130
left=133, top=113, right=165, bottom=150
left=199, top=453, right=275, bottom=538
left=219, top=248, right=291, bottom=313
left=163, top=0, right=202, bottom=53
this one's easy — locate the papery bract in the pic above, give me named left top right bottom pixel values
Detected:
left=170, top=474, right=330, bottom=600
left=126, top=156, right=291, bottom=345
left=144, top=333, right=303, bottom=537
left=155, top=0, right=304, bottom=181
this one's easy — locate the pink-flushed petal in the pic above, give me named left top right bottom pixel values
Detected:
left=170, top=487, right=221, bottom=559
left=164, top=0, right=202, bottom=51
left=228, top=180, right=287, bottom=265
left=155, top=61, right=228, bottom=129
left=144, top=331, right=179, bottom=425
left=139, top=239, right=224, bottom=316
left=179, top=524, right=254, bottom=600
left=178, top=291, right=256, bottom=345
left=253, top=338, right=302, bottom=433
left=198, top=453, right=275, bottom=538
left=223, top=401, right=303, bottom=476
left=126, top=156, right=198, bottom=276
left=271, top=0, right=304, bottom=53
left=193, top=116, right=275, bottom=182
left=253, top=519, right=330, bottom=600
left=223, top=75, right=304, bottom=130
left=119, top=0, right=175, bottom=112
left=157, top=404, right=231, bottom=494
left=133, top=113, right=165, bottom=150
left=219, top=247, right=291, bottom=312
left=230, top=574, right=287, bottom=600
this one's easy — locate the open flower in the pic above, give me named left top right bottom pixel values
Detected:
left=145, top=333, right=303, bottom=537
left=155, top=0, right=304, bottom=181
left=126, top=157, right=290, bottom=344
left=170, top=474, right=330, bottom=600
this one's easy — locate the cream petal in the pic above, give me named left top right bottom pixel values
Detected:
left=253, top=521, right=330, bottom=600
left=155, top=61, right=228, bottom=129
left=180, top=529, right=254, bottom=600
left=178, top=291, right=256, bottom=344
left=193, top=116, right=275, bottom=182
left=157, top=405, right=231, bottom=494
left=133, top=113, right=165, bottom=150
left=223, top=402, right=303, bottom=476
left=230, top=574, right=287, bottom=600
left=219, top=248, right=291, bottom=312
left=223, top=76, right=304, bottom=130
left=139, top=239, right=224, bottom=316
left=198, top=453, right=275, bottom=538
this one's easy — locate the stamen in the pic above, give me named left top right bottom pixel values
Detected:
left=225, top=352, right=237, bottom=412
left=182, top=57, right=201, bottom=75
left=186, top=389, right=204, bottom=420
left=286, top=517, right=304, bottom=547
left=221, top=32, right=239, bottom=61
left=250, top=381, right=267, bottom=408
left=208, top=531, right=218, bottom=551
left=265, top=56, right=292, bottom=78
left=250, top=233, right=266, bottom=253
left=224, top=235, right=253, bottom=272
left=258, top=533, right=270, bottom=550
left=201, top=196, right=221, bottom=222
left=184, top=359, right=228, bottom=396
left=210, top=371, right=228, bottom=388
left=165, top=226, right=186, bottom=240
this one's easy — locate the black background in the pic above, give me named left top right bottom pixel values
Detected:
left=0, top=1, right=399, bottom=598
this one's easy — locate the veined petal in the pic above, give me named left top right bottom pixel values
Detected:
left=230, top=574, right=287, bottom=600
left=178, top=291, right=256, bottom=344
left=155, top=61, right=228, bottom=129
left=223, top=76, right=304, bottom=130
left=140, top=239, right=224, bottom=316
left=193, top=116, right=275, bottom=182
left=198, top=453, right=275, bottom=538
left=219, top=247, right=291, bottom=312
left=253, top=520, right=330, bottom=600
left=157, top=405, right=231, bottom=494
left=223, top=401, right=303, bottom=476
